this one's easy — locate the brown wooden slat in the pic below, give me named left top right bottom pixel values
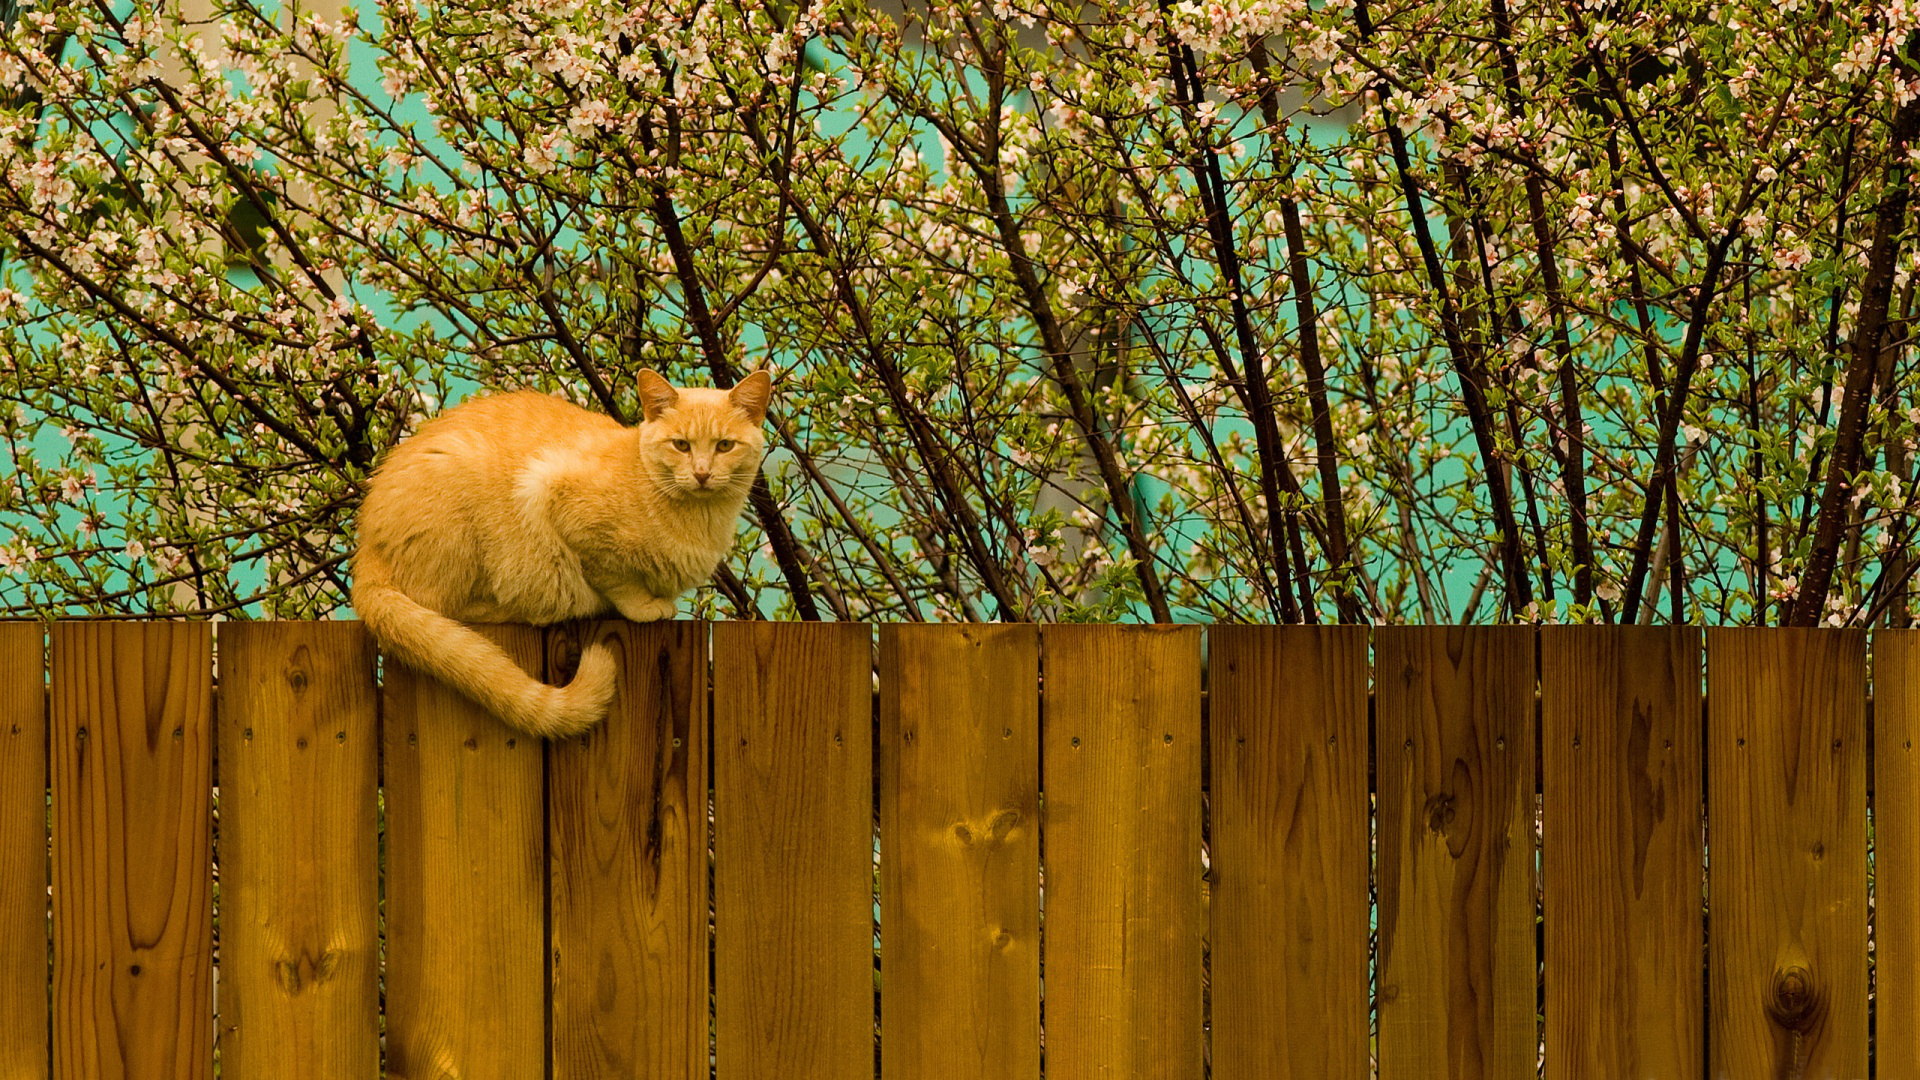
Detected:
left=50, top=621, right=213, bottom=1080
left=383, top=625, right=547, bottom=1080
left=879, top=624, right=1040, bottom=1080
left=1707, top=628, right=1867, bottom=1080
left=713, top=622, right=872, bottom=1080
left=1208, top=625, right=1369, bottom=1080
left=0, top=623, right=45, bottom=1080
left=1374, top=626, right=1535, bottom=1080
left=1540, top=627, right=1702, bottom=1080
left=1039, top=625, right=1202, bottom=1080
left=216, top=621, right=379, bottom=1079
left=1881, top=629, right=1920, bottom=1079
left=549, top=620, right=708, bottom=1080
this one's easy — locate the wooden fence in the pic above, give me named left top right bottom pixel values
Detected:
left=0, top=621, right=1907, bottom=1080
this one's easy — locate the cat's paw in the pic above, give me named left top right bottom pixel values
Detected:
left=616, top=595, right=678, bottom=623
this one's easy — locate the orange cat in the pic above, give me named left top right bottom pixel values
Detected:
left=353, top=369, right=772, bottom=736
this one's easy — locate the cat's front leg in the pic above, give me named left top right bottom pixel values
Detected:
left=607, top=588, right=678, bottom=623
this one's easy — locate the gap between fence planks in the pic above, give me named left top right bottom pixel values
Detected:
left=217, top=622, right=379, bottom=1080
left=548, top=619, right=709, bottom=1080
left=0, top=623, right=46, bottom=1080
left=382, top=625, right=547, bottom=1080
left=878, top=624, right=1041, bottom=1080
left=1708, top=628, right=1868, bottom=1080
left=50, top=622, right=214, bottom=1080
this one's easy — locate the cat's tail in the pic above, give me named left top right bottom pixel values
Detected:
left=351, top=548, right=617, bottom=739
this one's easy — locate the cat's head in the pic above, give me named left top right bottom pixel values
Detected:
left=635, top=368, right=772, bottom=498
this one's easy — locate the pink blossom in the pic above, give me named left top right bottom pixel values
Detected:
left=566, top=99, right=617, bottom=137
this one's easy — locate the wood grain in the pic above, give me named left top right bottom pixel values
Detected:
left=1880, top=630, right=1920, bottom=1079
left=1208, top=625, right=1369, bottom=1080
left=0, top=622, right=45, bottom=1080
left=49, top=621, right=214, bottom=1080
left=216, top=621, right=379, bottom=1080
left=382, top=625, right=547, bottom=1080
left=1039, top=625, right=1203, bottom=1080
left=878, top=625, right=1040, bottom=1080
left=1706, top=628, right=1867, bottom=1080
left=1374, top=626, right=1535, bottom=1080
left=548, top=620, right=708, bottom=1080
left=712, top=621, right=872, bottom=1080
left=1540, top=627, right=1702, bottom=1080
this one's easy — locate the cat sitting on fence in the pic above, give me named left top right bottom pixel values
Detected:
left=352, top=369, right=772, bottom=737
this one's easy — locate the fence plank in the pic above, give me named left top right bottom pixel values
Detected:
left=1882, top=629, right=1920, bottom=1079
left=713, top=622, right=872, bottom=1080
left=1540, top=627, right=1702, bottom=1080
left=1040, top=625, right=1203, bottom=1080
left=1208, top=625, right=1369, bottom=1080
left=0, top=623, right=45, bottom=1080
left=1375, top=626, right=1535, bottom=1080
left=1707, top=628, right=1867, bottom=1080
left=216, top=621, right=379, bottom=1080
left=49, top=621, right=213, bottom=1080
left=878, top=625, right=1040, bottom=1080
left=549, top=620, right=708, bottom=1080
left=383, top=625, right=547, bottom=1080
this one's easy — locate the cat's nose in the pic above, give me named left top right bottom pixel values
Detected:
left=693, top=468, right=711, bottom=486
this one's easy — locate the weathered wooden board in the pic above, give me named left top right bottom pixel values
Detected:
left=216, top=621, right=380, bottom=1080
left=50, top=621, right=214, bottom=1080
left=1880, top=629, right=1920, bottom=1080
left=1540, top=626, right=1702, bottom=1080
left=879, top=624, right=1040, bottom=1080
left=549, top=620, right=708, bottom=1080
left=383, top=625, right=547, bottom=1080
left=1040, top=625, right=1203, bottom=1080
left=1375, top=626, right=1535, bottom=1080
left=1209, top=625, right=1370, bottom=1080
left=0, top=623, right=45, bottom=1080
left=1707, top=628, right=1867, bottom=1080
left=713, top=621, right=872, bottom=1080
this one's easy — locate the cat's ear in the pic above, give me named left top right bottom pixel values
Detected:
left=729, top=368, right=773, bottom=422
left=637, top=369, right=679, bottom=421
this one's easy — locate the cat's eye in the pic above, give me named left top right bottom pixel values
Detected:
left=672, top=439, right=691, bottom=452
left=716, top=439, right=735, bottom=452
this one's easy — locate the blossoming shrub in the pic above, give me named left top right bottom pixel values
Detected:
left=2, top=0, right=1917, bottom=625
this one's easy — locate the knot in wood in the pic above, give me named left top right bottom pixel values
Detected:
left=551, top=635, right=582, bottom=680
left=986, top=808, right=1023, bottom=842
left=953, top=809, right=1024, bottom=848
left=273, top=948, right=342, bottom=996
left=286, top=645, right=312, bottom=692
left=1765, top=965, right=1819, bottom=1031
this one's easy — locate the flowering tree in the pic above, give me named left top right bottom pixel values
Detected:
left=2, top=0, right=1917, bottom=625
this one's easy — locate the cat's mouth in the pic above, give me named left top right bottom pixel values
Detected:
left=677, top=477, right=736, bottom=496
